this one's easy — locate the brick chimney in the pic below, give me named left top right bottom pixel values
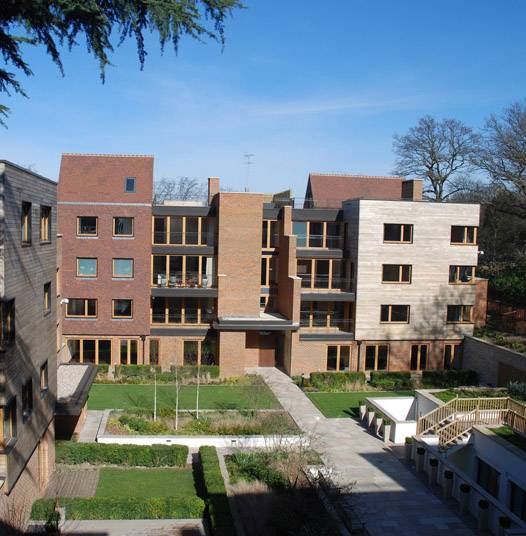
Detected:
left=401, top=179, right=423, bottom=200
left=208, top=177, right=220, bottom=205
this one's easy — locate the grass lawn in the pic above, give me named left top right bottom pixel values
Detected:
left=307, top=390, right=414, bottom=418
left=491, top=426, right=526, bottom=452
left=433, top=388, right=509, bottom=403
left=88, top=384, right=281, bottom=411
left=95, top=468, right=196, bottom=498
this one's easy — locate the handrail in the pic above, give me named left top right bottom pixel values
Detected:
left=416, top=397, right=459, bottom=435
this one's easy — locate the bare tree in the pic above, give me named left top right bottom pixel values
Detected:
left=475, top=100, right=526, bottom=219
left=153, top=177, right=206, bottom=204
left=393, top=116, right=479, bottom=201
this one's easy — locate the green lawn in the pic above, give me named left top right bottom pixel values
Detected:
left=433, top=388, right=509, bottom=403
left=491, top=426, right=526, bottom=452
left=307, top=391, right=414, bottom=418
left=88, top=384, right=281, bottom=411
left=95, top=468, right=196, bottom=498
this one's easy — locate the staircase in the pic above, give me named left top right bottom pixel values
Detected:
left=416, top=396, right=526, bottom=449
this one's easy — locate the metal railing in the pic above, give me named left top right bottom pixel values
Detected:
left=153, top=231, right=213, bottom=245
left=153, top=272, right=216, bottom=288
left=299, top=276, right=351, bottom=290
left=295, top=234, right=344, bottom=249
left=300, top=317, right=352, bottom=330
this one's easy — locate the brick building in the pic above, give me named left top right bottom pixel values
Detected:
left=57, top=155, right=485, bottom=377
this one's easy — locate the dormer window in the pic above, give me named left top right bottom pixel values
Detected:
left=125, top=177, right=136, bottom=193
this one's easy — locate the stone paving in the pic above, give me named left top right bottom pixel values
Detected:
left=57, top=519, right=205, bottom=535
left=251, top=367, right=478, bottom=536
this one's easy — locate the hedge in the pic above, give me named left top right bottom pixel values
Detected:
left=111, top=365, right=220, bottom=383
left=309, top=371, right=366, bottom=391
left=421, top=370, right=478, bottom=388
left=31, top=496, right=205, bottom=520
left=55, top=441, right=188, bottom=467
left=199, top=446, right=235, bottom=536
left=369, top=371, right=412, bottom=390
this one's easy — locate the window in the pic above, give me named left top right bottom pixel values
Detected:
left=113, top=217, right=134, bottom=237
left=510, top=481, right=526, bottom=522
left=113, top=258, right=134, bottom=278
left=380, top=304, right=410, bottom=323
left=152, top=255, right=215, bottom=288
left=120, top=339, right=138, bottom=364
left=262, top=220, right=279, bottom=249
left=326, top=345, right=351, bottom=371
left=293, top=221, right=307, bottom=247
left=410, top=344, right=428, bottom=371
left=77, top=258, right=97, bottom=277
left=477, top=458, right=500, bottom=498
left=77, top=216, right=98, bottom=236
left=1, top=299, right=15, bottom=349
left=2, top=398, right=17, bottom=445
left=292, top=221, right=343, bottom=248
left=451, top=225, right=477, bottom=245
left=300, top=301, right=352, bottom=331
left=68, top=339, right=111, bottom=364
left=444, top=343, right=462, bottom=370
left=40, top=361, right=49, bottom=395
left=113, top=299, right=133, bottom=319
left=152, top=216, right=210, bottom=245
left=22, top=379, right=33, bottom=420
left=40, top=206, right=51, bottom=242
left=149, top=339, right=160, bottom=365
left=181, top=338, right=218, bottom=366
left=184, top=341, right=199, bottom=365
left=449, top=265, right=475, bottom=284
left=383, top=223, right=413, bottom=243
left=261, top=255, right=278, bottom=286
left=151, top=297, right=214, bottom=325
left=382, top=264, right=412, bottom=283
left=297, top=258, right=350, bottom=290
left=66, top=298, right=97, bottom=318
left=365, top=345, right=388, bottom=370
left=21, top=201, right=32, bottom=244
left=125, top=177, right=136, bottom=193
left=43, top=282, right=51, bottom=314
left=447, top=305, right=473, bottom=323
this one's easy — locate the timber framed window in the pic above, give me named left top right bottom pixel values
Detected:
left=1, top=398, right=17, bottom=446
left=292, top=221, right=344, bottom=249
left=449, top=265, right=475, bottom=284
left=40, top=361, right=48, bottom=395
left=365, top=344, right=389, bottom=371
left=261, top=255, right=278, bottom=286
left=77, top=216, right=98, bottom=237
left=326, top=345, right=351, bottom=371
left=383, top=223, right=413, bottom=243
left=113, top=217, right=134, bottom=237
left=451, top=225, right=478, bottom=245
left=182, top=336, right=218, bottom=366
left=112, top=299, right=133, bottom=319
left=152, top=216, right=210, bottom=246
left=382, top=264, right=412, bottom=283
left=76, top=258, right=97, bottom=278
left=380, top=304, right=410, bottom=323
left=21, top=201, right=32, bottom=244
left=113, top=258, right=134, bottom=278
left=149, top=339, right=160, bottom=365
left=152, top=254, right=215, bottom=288
left=447, top=305, right=473, bottom=323
left=300, top=301, right=353, bottom=330
left=151, top=296, right=214, bottom=325
left=22, top=379, right=33, bottom=420
left=410, top=344, right=429, bottom=371
left=40, top=206, right=51, bottom=243
left=444, top=343, right=462, bottom=370
left=262, top=220, right=279, bottom=249
left=120, top=339, right=138, bottom=365
left=297, top=258, right=349, bottom=290
left=66, top=298, right=97, bottom=318
left=1, top=299, right=15, bottom=349
left=67, top=338, right=111, bottom=364
left=43, top=282, right=51, bottom=315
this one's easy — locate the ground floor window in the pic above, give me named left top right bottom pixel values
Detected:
left=510, top=481, right=526, bottom=522
left=183, top=336, right=218, bottom=366
left=410, top=344, right=428, bottom=371
left=120, top=339, right=138, bottom=365
left=326, top=345, right=351, bottom=371
left=149, top=338, right=160, bottom=365
left=365, top=344, right=388, bottom=371
left=477, top=458, right=500, bottom=498
left=444, top=343, right=462, bottom=370
left=68, top=338, right=112, bottom=364
left=1, top=397, right=17, bottom=445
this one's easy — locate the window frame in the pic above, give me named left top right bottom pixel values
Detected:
left=380, top=304, right=410, bottom=323
left=113, top=217, right=134, bottom=238
left=444, top=342, right=462, bottom=370
left=119, top=338, right=138, bottom=364
left=446, top=304, right=473, bottom=324
left=383, top=223, right=413, bottom=244
left=326, top=345, right=351, bottom=371
left=262, top=220, right=279, bottom=249
left=1, top=397, right=17, bottom=447
left=112, top=258, right=134, bottom=279
left=40, top=361, right=49, bottom=396
left=66, top=298, right=97, bottom=318
left=40, top=205, right=51, bottom=243
left=124, top=177, right=136, bottom=193
left=1, top=299, right=16, bottom=349
left=21, top=201, right=32, bottom=245
left=451, top=225, right=478, bottom=245
left=300, top=301, right=353, bottom=330
left=22, top=379, right=33, bottom=421
left=448, top=265, right=476, bottom=284
left=150, top=296, right=214, bottom=325
left=152, top=216, right=209, bottom=246
left=410, top=343, right=429, bottom=371
left=67, top=338, right=112, bottom=364
left=112, top=299, right=133, bottom=319
left=364, top=344, right=389, bottom=371
left=76, top=216, right=98, bottom=237
left=149, top=338, right=160, bottom=365
left=43, top=282, right=51, bottom=315
left=382, top=264, right=412, bottom=284
left=296, top=258, right=350, bottom=290
left=76, top=257, right=98, bottom=278
left=152, top=254, right=215, bottom=288
left=292, top=220, right=344, bottom=249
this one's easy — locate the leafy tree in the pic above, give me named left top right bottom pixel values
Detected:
left=0, top=0, right=242, bottom=124
left=393, top=115, right=479, bottom=201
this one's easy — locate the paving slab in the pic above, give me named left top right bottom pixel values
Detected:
left=78, top=410, right=105, bottom=442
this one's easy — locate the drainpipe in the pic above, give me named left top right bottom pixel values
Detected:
left=140, top=335, right=146, bottom=364
left=356, top=341, right=362, bottom=372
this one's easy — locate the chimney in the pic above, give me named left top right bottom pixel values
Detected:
left=401, top=179, right=423, bottom=201
left=208, top=177, right=220, bottom=205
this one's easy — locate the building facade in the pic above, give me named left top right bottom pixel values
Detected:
left=57, top=155, right=485, bottom=378
left=0, top=161, right=57, bottom=516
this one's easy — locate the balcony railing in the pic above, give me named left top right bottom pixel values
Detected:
left=299, top=317, right=352, bottom=331
left=153, top=272, right=216, bottom=288
left=299, top=276, right=350, bottom=290
left=153, top=231, right=213, bottom=246
left=296, top=234, right=344, bottom=249
left=151, top=312, right=214, bottom=325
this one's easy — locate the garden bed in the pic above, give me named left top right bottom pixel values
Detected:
left=491, top=425, right=526, bottom=452
left=433, top=387, right=509, bottom=403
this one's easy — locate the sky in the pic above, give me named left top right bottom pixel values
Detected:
left=1, top=0, right=526, bottom=196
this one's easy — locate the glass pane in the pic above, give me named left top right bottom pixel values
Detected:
left=300, top=302, right=311, bottom=327
left=67, top=299, right=85, bottom=316
left=315, top=260, right=329, bottom=288
left=130, top=340, right=137, bottom=365
left=401, top=265, right=411, bottom=282
left=269, top=256, right=278, bottom=285
left=447, top=305, right=461, bottom=322
left=184, top=299, right=198, bottom=323
left=449, top=265, right=457, bottom=283
left=462, top=306, right=472, bottom=322
left=153, top=256, right=167, bottom=286
left=377, top=346, right=388, bottom=370
left=383, top=264, right=400, bottom=282
left=331, top=260, right=343, bottom=288
left=68, top=340, right=81, bottom=362
left=459, top=266, right=473, bottom=283
left=384, top=224, right=402, bottom=241
left=200, top=299, right=214, bottom=323
left=270, top=221, right=278, bottom=248
left=365, top=346, right=376, bottom=370
left=309, top=222, right=323, bottom=247
left=326, top=223, right=341, bottom=248
left=466, top=226, right=476, bottom=244
left=120, top=340, right=128, bottom=364
left=78, top=258, right=97, bottom=276
left=87, top=300, right=96, bottom=316
left=79, top=217, right=97, bottom=235
left=391, top=305, right=409, bottom=322
left=201, top=218, right=209, bottom=245
left=451, top=226, right=465, bottom=243
left=114, top=300, right=132, bottom=317
left=98, top=340, right=111, bottom=364
left=297, top=260, right=312, bottom=288
left=420, top=345, right=427, bottom=370
left=339, top=346, right=350, bottom=371
left=261, top=258, right=267, bottom=286
left=151, top=297, right=165, bottom=323
left=410, top=345, right=419, bottom=370
left=202, top=257, right=214, bottom=287
left=185, top=217, right=199, bottom=245
left=83, top=340, right=96, bottom=363
left=184, top=341, right=199, bottom=365
left=125, top=177, right=135, bottom=192
left=114, top=259, right=133, bottom=277
left=444, top=345, right=452, bottom=370
left=261, top=220, right=268, bottom=248
left=185, top=256, right=199, bottom=286
left=380, top=305, right=389, bottom=322
left=326, top=346, right=337, bottom=371
left=293, top=222, right=307, bottom=247
left=153, top=217, right=167, bottom=244
left=313, top=302, right=329, bottom=327
left=170, top=217, right=183, bottom=244
left=202, top=336, right=217, bottom=365
left=402, top=225, right=412, bottom=242
left=150, top=339, right=159, bottom=365
left=168, top=298, right=182, bottom=323
left=115, top=217, right=133, bottom=235
left=169, top=256, right=183, bottom=286
left=330, top=302, right=344, bottom=328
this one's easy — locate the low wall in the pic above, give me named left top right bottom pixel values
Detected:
left=463, top=336, right=526, bottom=386
left=365, top=397, right=417, bottom=444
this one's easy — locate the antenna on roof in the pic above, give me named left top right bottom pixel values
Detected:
left=244, top=153, right=254, bottom=192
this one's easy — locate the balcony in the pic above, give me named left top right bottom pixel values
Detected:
left=153, top=230, right=213, bottom=246
left=295, top=234, right=344, bottom=249
left=299, top=275, right=350, bottom=290
left=153, top=271, right=216, bottom=289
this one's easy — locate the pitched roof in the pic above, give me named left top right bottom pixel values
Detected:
left=305, top=173, right=404, bottom=208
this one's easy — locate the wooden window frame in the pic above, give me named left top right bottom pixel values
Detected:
left=451, top=225, right=478, bottom=245
left=152, top=216, right=207, bottom=246
left=383, top=223, right=413, bottom=244
left=326, top=345, right=351, bottom=371
left=382, top=264, right=412, bottom=284
left=1, top=397, right=17, bottom=447
left=40, top=206, right=51, bottom=243
left=113, top=258, right=134, bottom=278
left=380, top=304, right=410, bottom=323
left=149, top=338, right=160, bottom=365
left=410, top=343, right=429, bottom=371
left=446, top=304, right=473, bottom=324
left=364, top=344, right=389, bottom=371
left=449, top=265, right=476, bottom=284
left=112, top=299, right=133, bottom=319
left=150, top=297, right=212, bottom=325
left=43, top=282, right=51, bottom=315
left=261, top=255, right=278, bottom=287
left=119, top=338, right=139, bottom=365
left=297, top=258, right=348, bottom=290
left=262, top=219, right=279, bottom=249
left=76, top=216, right=98, bottom=237
left=40, top=361, right=49, bottom=395
left=444, top=342, right=462, bottom=370
left=113, top=217, right=134, bottom=237
left=21, top=201, right=32, bottom=244
left=67, top=338, right=112, bottom=365
left=300, top=301, right=352, bottom=330
left=151, top=254, right=214, bottom=288
left=293, top=221, right=343, bottom=249
left=66, top=298, right=97, bottom=318
left=76, top=258, right=98, bottom=278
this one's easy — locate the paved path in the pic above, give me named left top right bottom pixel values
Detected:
left=78, top=410, right=105, bottom=442
left=45, top=519, right=205, bottom=535
left=251, top=367, right=477, bottom=536
left=45, top=468, right=100, bottom=498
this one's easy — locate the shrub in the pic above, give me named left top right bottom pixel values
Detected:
left=421, top=370, right=478, bottom=388
left=55, top=441, right=188, bottom=467
left=309, top=371, right=366, bottom=392
left=199, top=446, right=235, bottom=536
left=226, top=451, right=288, bottom=488
left=370, top=371, right=412, bottom=390
left=118, top=414, right=171, bottom=435
left=31, top=496, right=204, bottom=520
left=110, top=364, right=220, bottom=384
left=508, top=381, right=526, bottom=401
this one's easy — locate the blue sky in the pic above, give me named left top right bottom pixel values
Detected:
left=2, top=0, right=526, bottom=195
